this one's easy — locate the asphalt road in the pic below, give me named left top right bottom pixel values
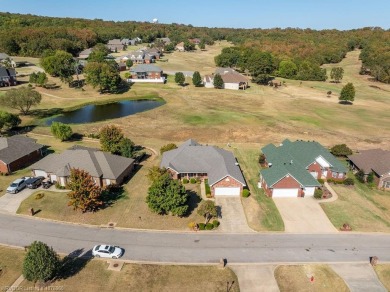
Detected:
left=1, top=213, right=390, bottom=264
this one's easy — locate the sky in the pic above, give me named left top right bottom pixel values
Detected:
left=1, top=0, right=389, bottom=30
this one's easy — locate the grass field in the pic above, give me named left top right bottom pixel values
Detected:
left=374, top=265, right=390, bottom=291
left=2, top=42, right=390, bottom=231
left=321, top=179, right=390, bottom=232
left=274, top=265, right=349, bottom=292
left=0, top=245, right=239, bottom=292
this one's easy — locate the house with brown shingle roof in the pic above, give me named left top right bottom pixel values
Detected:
left=0, top=136, right=45, bottom=174
left=348, top=149, right=390, bottom=189
left=204, top=68, right=249, bottom=90
left=31, top=146, right=135, bottom=187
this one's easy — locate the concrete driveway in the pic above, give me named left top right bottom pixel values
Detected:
left=331, top=263, right=387, bottom=292
left=230, top=265, right=279, bottom=292
left=0, top=187, right=36, bottom=214
left=215, top=197, right=254, bottom=233
left=273, top=197, right=337, bottom=233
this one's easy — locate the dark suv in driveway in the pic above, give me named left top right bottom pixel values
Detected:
left=25, top=176, right=45, bottom=189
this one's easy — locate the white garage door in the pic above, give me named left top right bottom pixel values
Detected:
left=304, top=187, right=315, bottom=196
left=214, top=187, right=240, bottom=196
left=272, top=188, right=299, bottom=198
left=34, top=170, right=47, bottom=178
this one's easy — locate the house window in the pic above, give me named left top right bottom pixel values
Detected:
left=384, top=181, right=390, bottom=189
left=332, top=172, right=337, bottom=178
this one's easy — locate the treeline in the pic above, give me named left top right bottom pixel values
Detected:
left=0, top=12, right=388, bottom=83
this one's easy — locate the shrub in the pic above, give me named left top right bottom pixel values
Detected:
left=355, top=169, right=365, bottom=183
left=160, top=143, right=178, bottom=154
left=242, top=189, right=250, bottom=198
left=190, top=178, right=196, bottom=184
left=206, top=193, right=212, bottom=198
left=330, top=144, right=353, bottom=157
left=318, top=178, right=325, bottom=184
left=314, top=188, right=323, bottom=199
left=205, top=179, right=211, bottom=195
left=188, top=222, right=196, bottom=230
left=55, top=182, right=65, bottom=190
left=212, top=220, right=220, bottom=228
left=35, top=193, right=45, bottom=200
left=198, top=223, right=205, bottom=230
left=182, top=178, right=189, bottom=184
left=205, top=223, right=214, bottom=230
left=258, top=153, right=266, bottom=165
left=367, top=172, right=374, bottom=184
left=343, top=178, right=355, bottom=186
left=51, top=122, right=73, bottom=141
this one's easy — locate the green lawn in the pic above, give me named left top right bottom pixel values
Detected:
left=321, top=177, right=390, bottom=232
left=233, top=145, right=284, bottom=231
left=275, top=265, right=349, bottom=292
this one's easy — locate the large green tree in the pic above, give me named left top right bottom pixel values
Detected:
left=330, top=144, right=353, bottom=157
left=84, top=61, right=122, bottom=93
left=99, top=125, right=124, bottom=154
left=0, top=86, right=41, bottom=115
left=146, top=173, right=189, bottom=216
left=330, top=67, right=344, bottom=83
left=213, top=73, right=224, bottom=89
left=40, top=50, right=75, bottom=84
left=23, top=241, right=60, bottom=282
left=67, top=168, right=104, bottom=212
left=50, top=122, right=73, bottom=141
left=174, top=72, right=185, bottom=86
left=192, top=71, right=202, bottom=87
left=119, top=137, right=135, bottom=158
left=0, top=111, right=21, bottom=131
left=278, top=60, right=298, bottom=79
left=248, top=51, right=275, bottom=85
left=339, top=82, right=355, bottom=103
left=29, top=72, right=48, bottom=87
left=214, top=47, right=240, bottom=68
left=88, top=43, right=110, bottom=62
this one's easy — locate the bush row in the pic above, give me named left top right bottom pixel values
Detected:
left=198, top=220, right=220, bottom=230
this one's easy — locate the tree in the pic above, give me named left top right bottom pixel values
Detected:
left=88, top=43, right=110, bottom=63
left=197, top=200, right=217, bottom=223
left=23, top=241, right=60, bottom=282
left=355, top=169, right=365, bottom=183
left=213, top=73, right=224, bottom=89
left=67, top=168, right=104, bottom=212
left=278, top=60, right=298, bottom=79
left=192, top=71, right=202, bottom=87
left=164, top=43, right=175, bottom=52
left=184, top=41, right=195, bottom=51
left=174, top=72, right=185, bottom=86
left=339, top=82, right=355, bottom=103
left=199, top=40, right=206, bottom=50
left=29, top=72, right=48, bottom=87
left=0, top=86, right=41, bottom=115
left=367, top=171, right=375, bottom=184
left=160, top=143, right=178, bottom=154
left=84, top=61, right=122, bottom=93
left=119, top=137, right=135, bottom=158
left=40, top=50, right=75, bottom=84
left=330, top=67, right=344, bottom=83
left=248, top=51, right=275, bottom=85
left=50, top=122, right=73, bottom=141
left=214, top=47, right=240, bottom=68
left=99, top=125, right=124, bottom=154
left=330, top=144, right=353, bottom=157
left=146, top=173, right=189, bottom=216
left=147, top=166, right=168, bottom=182
left=126, top=59, right=133, bottom=68
left=0, top=111, right=21, bottom=131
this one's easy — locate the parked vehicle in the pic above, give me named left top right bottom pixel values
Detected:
left=25, top=176, right=45, bottom=189
left=42, top=180, right=53, bottom=189
left=6, top=178, right=27, bottom=194
left=92, top=245, right=123, bottom=259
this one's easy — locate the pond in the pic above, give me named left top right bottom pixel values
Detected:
left=44, top=99, right=165, bottom=125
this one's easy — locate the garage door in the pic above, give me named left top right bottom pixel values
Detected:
left=34, top=170, right=47, bottom=178
left=272, top=188, right=299, bottom=198
left=214, top=187, right=240, bottom=196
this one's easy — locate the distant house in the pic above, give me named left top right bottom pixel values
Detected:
left=146, top=48, right=161, bottom=59
left=348, top=149, right=390, bottom=190
left=161, top=139, right=246, bottom=197
left=106, top=39, right=125, bottom=52
left=189, top=38, right=201, bottom=45
left=260, top=139, right=347, bottom=198
left=0, top=136, right=45, bottom=174
left=77, top=48, right=93, bottom=66
left=0, top=67, right=17, bottom=87
left=0, top=53, right=10, bottom=62
left=204, top=68, right=249, bottom=90
left=175, top=42, right=185, bottom=52
left=31, top=145, right=135, bottom=187
left=128, top=64, right=164, bottom=83
left=159, top=37, right=171, bottom=45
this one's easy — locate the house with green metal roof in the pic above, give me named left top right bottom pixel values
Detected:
left=260, top=139, right=347, bottom=198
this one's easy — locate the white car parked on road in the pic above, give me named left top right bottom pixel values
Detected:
left=92, top=245, right=123, bottom=259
